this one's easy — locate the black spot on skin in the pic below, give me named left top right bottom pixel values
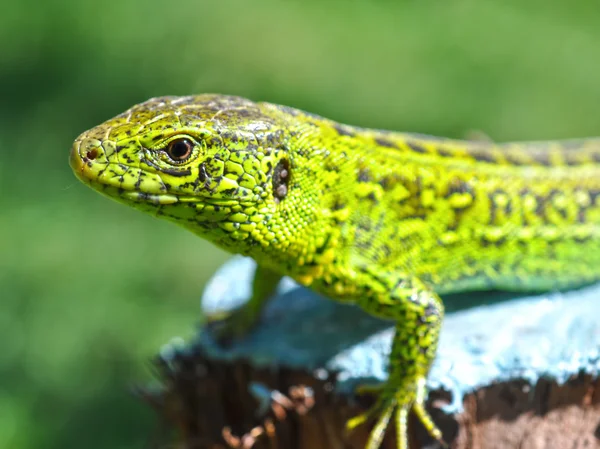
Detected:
left=358, top=168, right=371, bottom=183
left=547, top=190, right=567, bottom=219
left=354, top=240, right=372, bottom=250
left=480, top=235, right=507, bottom=248
left=437, top=147, right=455, bottom=158
left=535, top=196, right=546, bottom=217
left=221, top=188, right=237, bottom=196
left=332, top=198, right=345, bottom=211
left=381, top=245, right=392, bottom=258
left=135, top=172, right=144, bottom=189
left=525, top=150, right=551, bottom=166
left=519, top=187, right=531, bottom=198
left=266, top=132, right=279, bottom=146
left=264, top=161, right=273, bottom=176
left=392, top=277, right=408, bottom=294
left=406, top=141, right=428, bottom=154
left=378, top=174, right=402, bottom=191
left=564, top=153, right=582, bottom=166
left=314, top=233, right=334, bottom=255
left=325, top=162, right=339, bottom=173
left=273, top=158, right=290, bottom=202
left=488, top=189, right=511, bottom=223
left=589, top=190, right=600, bottom=205
left=198, top=162, right=207, bottom=183
left=333, top=124, right=355, bottom=137
left=424, top=303, right=441, bottom=319
left=472, top=151, right=497, bottom=164
left=574, top=234, right=591, bottom=243
left=375, top=137, right=397, bottom=149
left=163, top=167, right=191, bottom=177
left=379, top=178, right=390, bottom=189
left=357, top=218, right=372, bottom=231
left=143, top=157, right=192, bottom=177
left=489, top=263, right=502, bottom=276
left=445, top=178, right=473, bottom=197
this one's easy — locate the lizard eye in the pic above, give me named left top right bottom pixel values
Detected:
left=166, top=138, right=194, bottom=162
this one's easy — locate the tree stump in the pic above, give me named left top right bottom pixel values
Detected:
left=144, top=346, right=600, bottom=449
left=141, top=257, right=600, bottom=449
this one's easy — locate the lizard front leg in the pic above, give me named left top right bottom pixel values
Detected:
left=347, top=268, right=445, bottom=449
left=207, top=264, right=282, bottom=339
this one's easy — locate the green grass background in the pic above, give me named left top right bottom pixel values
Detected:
left=2, top=0, right=600, bottom=448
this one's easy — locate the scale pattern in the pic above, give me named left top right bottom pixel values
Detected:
left=70, top=94, right=600, bottom=448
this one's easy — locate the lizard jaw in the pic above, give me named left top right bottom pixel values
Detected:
left=70, top=137, right=180, bottom=205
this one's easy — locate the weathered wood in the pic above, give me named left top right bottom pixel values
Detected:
left=136, top=257, right=600, bottom=448
left=142, top=347, right=600, bottom=449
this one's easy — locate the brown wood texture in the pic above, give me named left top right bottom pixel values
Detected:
left=141, top=348, right=600, bottom=449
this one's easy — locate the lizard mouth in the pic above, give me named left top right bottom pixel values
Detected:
left=69, top=138, right=242, bottom=207
left=70, top=138, right=181, bottom=205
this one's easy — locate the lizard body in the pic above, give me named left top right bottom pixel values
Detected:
left=70, top=94, right=600, bottom=448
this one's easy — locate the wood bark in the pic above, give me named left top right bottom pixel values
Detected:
left=140, top=347, right=600, bottom=449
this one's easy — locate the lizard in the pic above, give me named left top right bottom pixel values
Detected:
left=69, top=94, right=600, bottom=449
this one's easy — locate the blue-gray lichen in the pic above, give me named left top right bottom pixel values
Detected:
left=195, top=256, right=600, bottom=413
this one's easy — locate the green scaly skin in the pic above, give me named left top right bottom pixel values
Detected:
left=70, top=94, right=600, bottom=449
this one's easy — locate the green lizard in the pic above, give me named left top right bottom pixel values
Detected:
left=70, top=94, right=600, bottom=449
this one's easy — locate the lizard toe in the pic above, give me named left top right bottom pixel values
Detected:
left=346, top=378, right=445, bottom=449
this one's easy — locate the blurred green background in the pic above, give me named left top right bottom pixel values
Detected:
left=2, top=0, right=600, bottom=448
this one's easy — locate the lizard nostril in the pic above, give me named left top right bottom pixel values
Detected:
left=76, top=137, right=105, bottom=163
left=86, top=148, right=99, bottom=160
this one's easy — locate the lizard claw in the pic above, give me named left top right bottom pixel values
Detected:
left=346, top=379, right=445, bottom=449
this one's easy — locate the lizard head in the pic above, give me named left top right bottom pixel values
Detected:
left=70, top=94, right=327, bottom=260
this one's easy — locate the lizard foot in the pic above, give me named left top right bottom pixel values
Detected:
left=346, top=379, right=446, bottom=449
left=205, top=304, right=263, bottom=344
left=205, top=265, right=281, bottom=345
